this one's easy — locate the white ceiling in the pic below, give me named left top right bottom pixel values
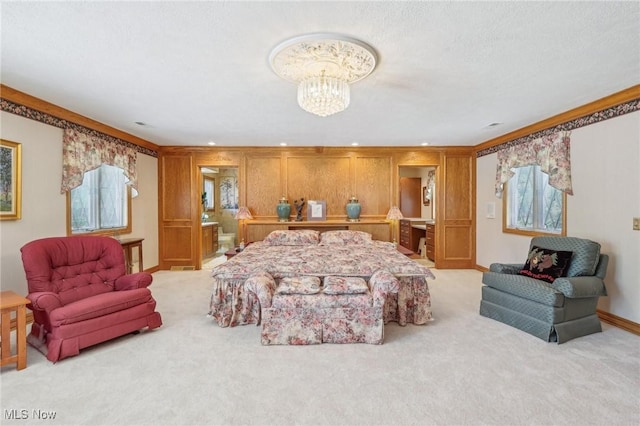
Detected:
left=2, top=1, right=639, bottom=148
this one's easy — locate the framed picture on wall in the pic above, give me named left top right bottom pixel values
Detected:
left=219, top=176, right=238, bottom=209
left=423, top=186, right=430, bottom=206
left=307, top=200, right=326, bottom=221
left=0, top=139, right=22, bottom=220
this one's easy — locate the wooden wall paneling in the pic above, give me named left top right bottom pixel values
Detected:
left=161, top=155, right=193, bottom=220
left=286, top=156, right=351, bottom=217
left=156, top=146, right=476, bottom=270
left=162, top=226, right=194, bottom=261
left=349, top=223, right=391, bottom=241
left=443, top=223, right=473, bottom=259
left=444, top=156, right=471, bottom=220
left=437, top=152, right=475, bottom=268
left=354, top=156, right=392, bottom=217
left=159, top=154, right=195, bottom=269
left=246, top=156, right=282, bottom=218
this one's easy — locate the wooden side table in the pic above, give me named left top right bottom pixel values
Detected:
left=1, top=291, right=30, bottom=370
left=119, top=238, right=144, bottom=273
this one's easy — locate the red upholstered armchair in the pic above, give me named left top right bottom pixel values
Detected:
left=20, top=236, right=162, bottom=362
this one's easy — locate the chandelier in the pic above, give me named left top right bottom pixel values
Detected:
left=269, top=33, right=377, bottom=117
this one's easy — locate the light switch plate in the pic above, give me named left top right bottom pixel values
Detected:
left=634, top=217, right=640, bottom=231
left=486, top=202, right=496, bottom=219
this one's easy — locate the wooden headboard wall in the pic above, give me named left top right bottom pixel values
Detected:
left=158, top=146, right=474, bottom=270
left=246, top=152, right=392, bottom=219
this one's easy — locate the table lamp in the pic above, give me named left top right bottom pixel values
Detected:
left=386, top=206, right=404, bottom=245
left=234, top=207, right=253, bottom=250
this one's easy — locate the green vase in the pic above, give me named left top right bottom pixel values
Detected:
left=346, top=196, right=361, bottom=222
left=276, top=197, right=291, bottom=222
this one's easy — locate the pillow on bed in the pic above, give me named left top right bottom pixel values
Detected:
left=323, top=276, right=369, bottom=294
left=319, top=230, right=372, bottom=245
left=263, top=230, right=320, bottom=246
left=276, top=276, right=321, bottom=294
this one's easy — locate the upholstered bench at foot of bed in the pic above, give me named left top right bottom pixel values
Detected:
left=244, top=270, right=400, bottom=345
left=262, top=306, right=385, bottom=345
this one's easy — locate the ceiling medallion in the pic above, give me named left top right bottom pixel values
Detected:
left=269, top=33, right=378, bottom=117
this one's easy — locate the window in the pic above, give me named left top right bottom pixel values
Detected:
left=203, top=177, right=215, bottom=212
left=503, top=165, right=566, bottom=236
left=68, top=164, right=131, bottom=235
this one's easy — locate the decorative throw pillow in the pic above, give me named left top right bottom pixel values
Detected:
left=276, top=276, right=321, bottom=294
left=319, top=230, right=372, bottom=245
left=323, top=276, right=369, bottom=294
left=518, top=246, right=573, bottom=283
left=263, top=230, right=320, bottom=246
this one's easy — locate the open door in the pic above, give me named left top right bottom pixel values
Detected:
left=399, top=177, right=421, bottom=217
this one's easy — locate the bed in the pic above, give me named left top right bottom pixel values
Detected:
left=208, top=229, right=435, bottom=328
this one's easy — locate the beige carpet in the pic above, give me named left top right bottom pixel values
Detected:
left=1, top=268, right=638, bottom=426
left=202, top=254, right=227, bottom=269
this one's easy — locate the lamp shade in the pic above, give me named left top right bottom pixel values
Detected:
left=234, top=207, right=253, bottom=220
left=386, top=206, right=404, bottom=220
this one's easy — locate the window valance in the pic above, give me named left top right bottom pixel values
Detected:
left=495, top=132, right=572, bottom=198
left=61, top=128, right=138, bottom=194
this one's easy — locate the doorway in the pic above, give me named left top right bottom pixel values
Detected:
left=398, top=166, right=436, bottom=220
left=199, top=166, right=239, bottom=269
left=398, top=166, right=437, bottom=267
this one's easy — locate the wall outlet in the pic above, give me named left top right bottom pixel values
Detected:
left=634, top=217, right=640, bottom=231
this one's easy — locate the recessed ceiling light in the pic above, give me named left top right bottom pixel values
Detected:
left=486, top=122, right=503, bottom=128
left=280, top=142, right=287, bottom=146
left=208, top=141, right=216, bottom=146
left=421, top=142, right=430, bottom=146
left=134, top=121, right=146, bottom=126
left=351, top=142, right=359, bottom=146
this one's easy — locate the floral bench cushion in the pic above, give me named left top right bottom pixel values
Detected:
left=272, top=292, right=372, bottom=310
left=323, top=276, right=368, bottom=294
left=275, top=276, right=321, bottom=294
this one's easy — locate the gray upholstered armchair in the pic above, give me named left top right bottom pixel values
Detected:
left=480, top=236, right=608, bottom=343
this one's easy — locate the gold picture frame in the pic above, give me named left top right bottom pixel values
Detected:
left=0, top=139, right=22, bottom=220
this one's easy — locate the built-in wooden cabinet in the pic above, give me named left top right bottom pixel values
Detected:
left=202, top=225, right=218, bottom=258
left=425, top=223, right=435, bottom=261
left=399, top=219, right=411, bottom=250
left=399, top=219, right=425, bottom=253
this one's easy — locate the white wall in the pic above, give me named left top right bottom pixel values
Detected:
left=0, top=112, right=159, bottom=296
left=476, top=111, right=640, bottom=323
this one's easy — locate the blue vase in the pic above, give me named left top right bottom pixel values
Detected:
left=346, top=197, right=361, bottom=222
left=276, top=197, right=291, bottom=222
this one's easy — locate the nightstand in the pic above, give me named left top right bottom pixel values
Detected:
left=1, top=291, right=30, bottom=370
left=224, top=243, right=251, bottom=260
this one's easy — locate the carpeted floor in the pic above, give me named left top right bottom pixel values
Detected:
left=1, top=267, right=638, bottom=426
left=202, top=254, right=227, bottom=269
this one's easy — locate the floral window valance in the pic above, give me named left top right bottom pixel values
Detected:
left=61, top=128, right=138, bottom=194
left=495, top=132, right=573, bottom=198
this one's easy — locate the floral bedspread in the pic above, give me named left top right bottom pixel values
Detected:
left=208, top=241, right=435, bottom=327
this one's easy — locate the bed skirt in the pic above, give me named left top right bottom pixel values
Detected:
left=208, top=275, right=432, bottom=328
